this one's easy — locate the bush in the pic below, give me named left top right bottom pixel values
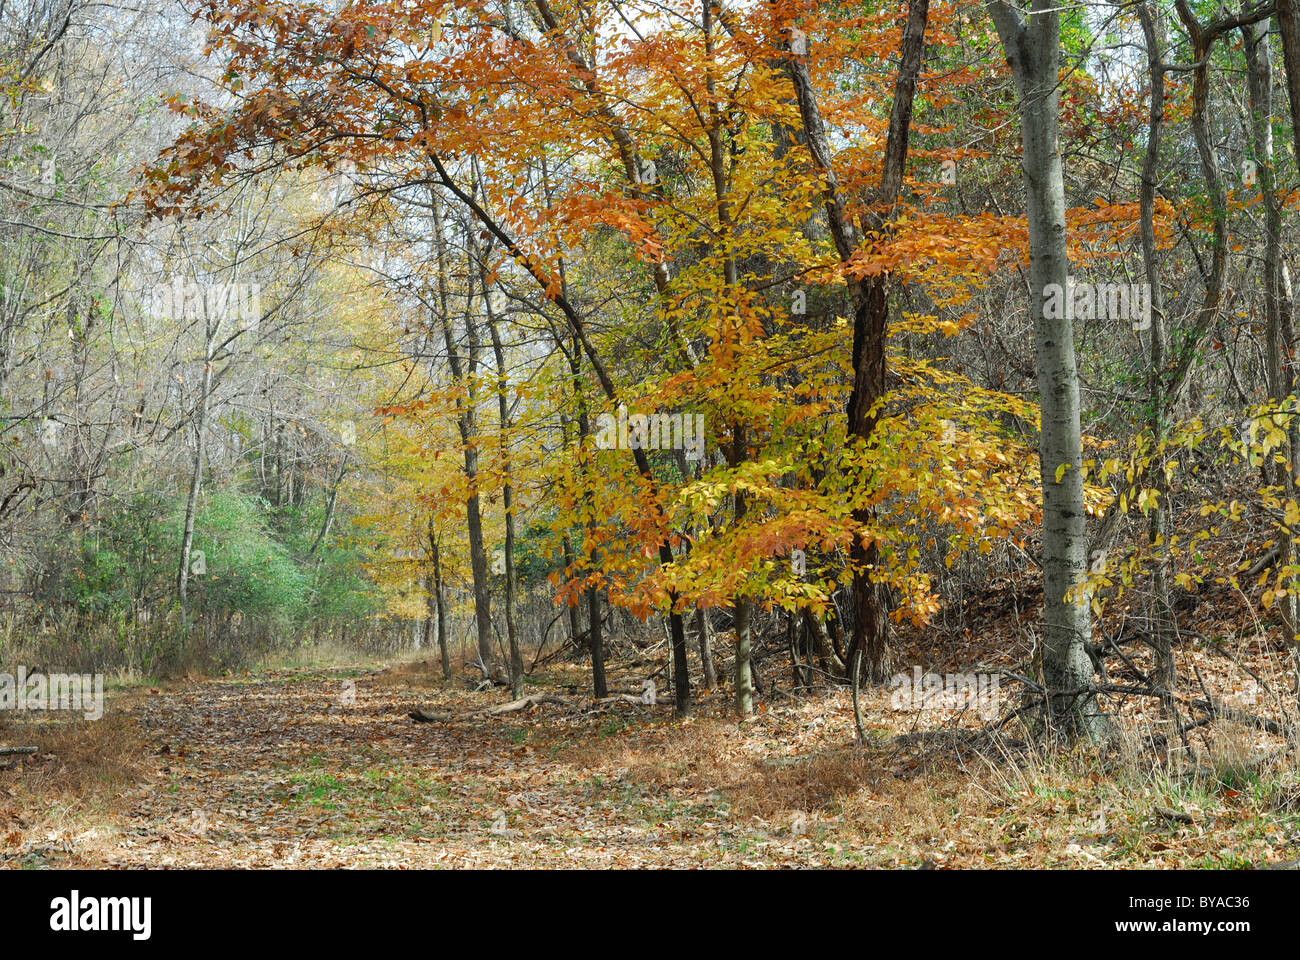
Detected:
left=16, top=485, right=381, bottom=672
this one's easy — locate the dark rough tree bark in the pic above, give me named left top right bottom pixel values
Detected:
left=784, top=0, right=929, bottom=683
left=1244, top=14, right=1299, bottom=637
left=695, top=606, right=718, bottom=690
left=703, top=0, right=754, bottom=715
left=1277, top=0, right=1300, bottom=152
left=1268, top=0, right=1300, bottom=638
left=430, top=191, right=501, bottom=681
left=428, top=524, right=451, bottom=680
left=428, top=155, right=691, bottom=711
left=543, top=157, right=607, bottom=702
left=480, top=236, right=525, bottom=698
left=1136, top=2, right=1176, bottom=703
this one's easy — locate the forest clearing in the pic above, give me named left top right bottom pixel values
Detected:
left=3, top=652, right=1297, bottom=869
left=3, top=0, right=1300, bottom=902
left=5, top=539, right=1300, bottom=871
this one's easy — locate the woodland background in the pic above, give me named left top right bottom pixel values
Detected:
left=2, top=0, right=1300, bottom=868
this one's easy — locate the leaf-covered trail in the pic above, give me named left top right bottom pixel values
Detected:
left=12, top=638, right=1298, bottom=869
left=80, top=665, right=872, bottom=868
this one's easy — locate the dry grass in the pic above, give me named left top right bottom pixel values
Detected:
left=1, top=693, right=150, bottom=866
left=542, top=681, right=1300, bottom=867
left=7, top=710, right=147, bottom=800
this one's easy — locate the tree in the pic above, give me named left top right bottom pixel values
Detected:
left=989, top=0, right=1105, bottom=739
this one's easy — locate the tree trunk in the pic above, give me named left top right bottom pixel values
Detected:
left=990, top=0, right=1105, bottom=739
left=1265, top=0, right=1300, bottom=641
left=1137, top=2, right=1176, bottom=703
left=177, top=323, right=214, bottom=618
left=696, top=606, right=718, bottom=689
left=587, top=579, right=606, bottom=700
left=430, top=153, right=688, bottom=710
left=562, top=303, right=607, bottom=700
left=560, top=528, right=583, bottom=650
left=784, top=0, right=928, bottom=683
left=431, top=190, right=500, bottom=680
left=483, top=255, right=525, bottom=698
left=704, top=0, right=753, bottom=715
left=1277, top=0, right=1300, bottom=153
left=430, top=525, right=450, bottom=680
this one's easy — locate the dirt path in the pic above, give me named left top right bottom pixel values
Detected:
left=60, top=665, right=868, bottom=868
left=9, top=656, right=1298, bottom=869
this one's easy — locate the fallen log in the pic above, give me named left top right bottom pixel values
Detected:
left=604, top=693, right=651, bottom=706
left=409, top=693, right=570, bottom=723
left=1155, top=804, right=1196, bottom=825
left=1190, top=696, right=1295, bottom=736
left=563, top=694, right=660, bottom=720
left=0, top=746, right=37, bottom=756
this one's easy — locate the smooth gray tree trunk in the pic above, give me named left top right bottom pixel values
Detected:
left=989, top=0, right=1106, bottom=739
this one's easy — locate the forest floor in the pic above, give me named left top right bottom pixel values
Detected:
left=4, top=612, right=1300, bottom=867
